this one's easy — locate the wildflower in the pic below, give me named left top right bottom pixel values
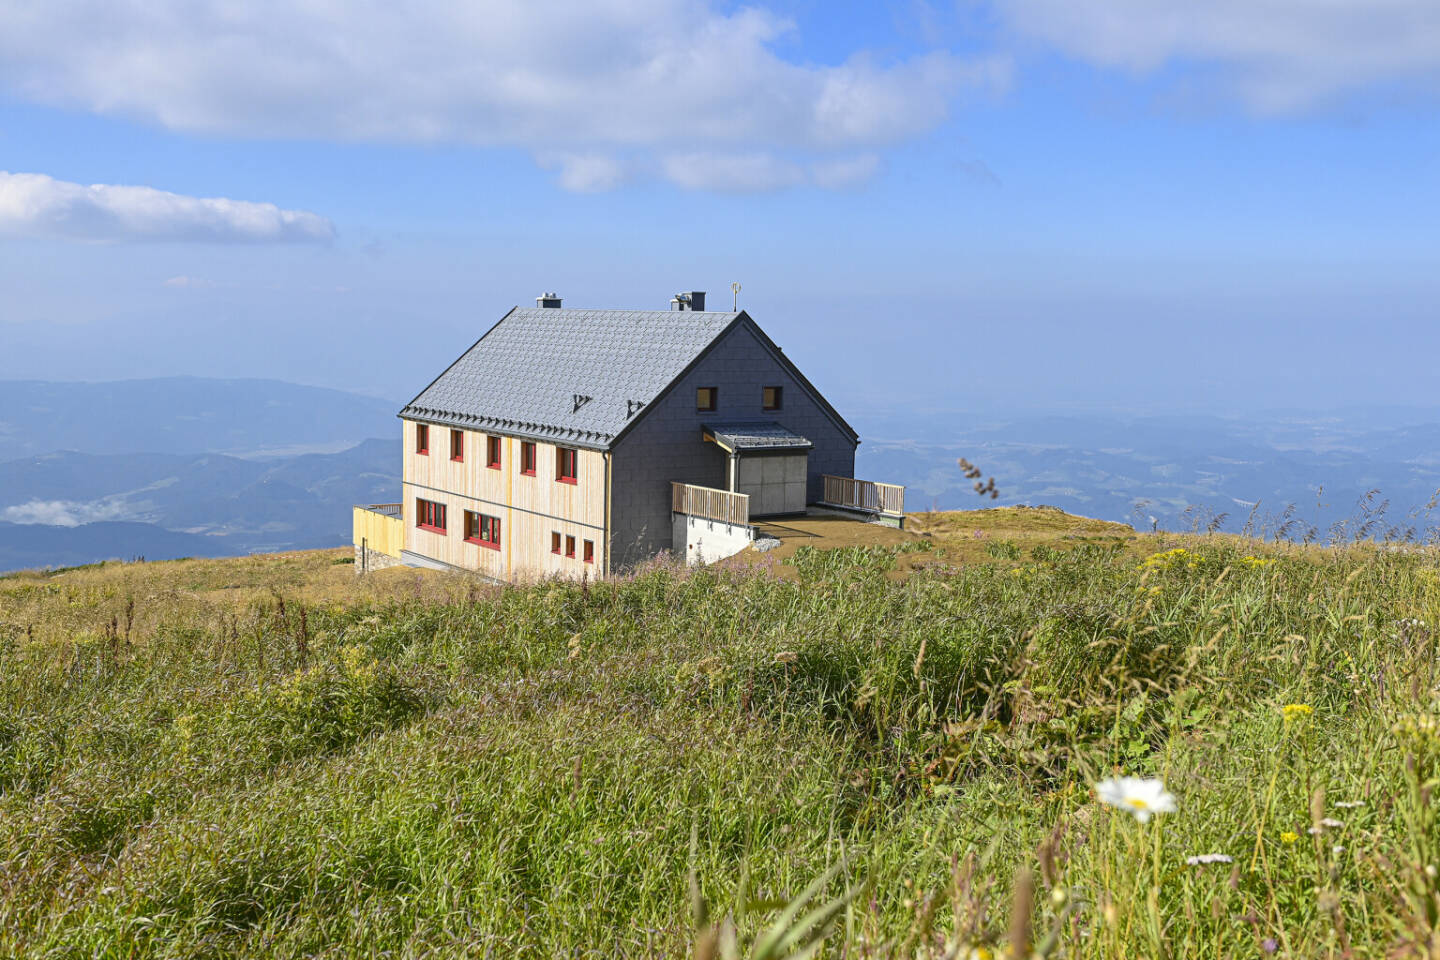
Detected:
left=1333, top=845, right=1345, bottom=855
left=1261, top=938, right=1278, bottom=953
left=1186, top=854, right=1233, bottom=866
left=1280, top=831, right=1299, bottom=845
left=1282, top=703, right=1314, bottom=721
left=1320, top=817, right=1343, bottom=829
left=1335, top=800, right=1366, bottom=809
left=1095, top=776, right=1177, bottom=823
left=967, top=948, right=994, bottom=960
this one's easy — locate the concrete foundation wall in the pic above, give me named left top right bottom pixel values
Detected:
left=673, top=513, right=753, bottom=565
left=610, top=320, right=856, bottom=568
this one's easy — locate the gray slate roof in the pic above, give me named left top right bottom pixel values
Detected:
left=704, top=421, right=813, bottom=452
left=401, top=307, right=742, bottom=448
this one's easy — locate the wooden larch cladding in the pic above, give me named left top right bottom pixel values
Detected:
left=353, top=504, right=404, bottom=558
left=671, top=482, right=750, bottom=526
left=822, top=475, right=905, bottom=517
left=401, top=419, right=606, bottom=579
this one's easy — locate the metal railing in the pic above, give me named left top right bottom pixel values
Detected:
left=822, top=475, right=905, bottom=517
left=672, top=482, right=750, bottom=526
left=358, top=502, right=402, bottom=519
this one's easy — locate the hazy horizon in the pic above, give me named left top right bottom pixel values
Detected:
left=4, top=2, right=1439, bottom=421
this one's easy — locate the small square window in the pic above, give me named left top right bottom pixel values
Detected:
left=583, top=539, right=594, bottom=564
left=450, top=429, right=464, bottom=461
left=415, top=423, right=429, bottom=455
left=551, top=531, right=562, bottom=554
left=762, top=386, right=783, bottom=411
left=696, top=387, right=717, bottom=412
left=521, top=441, right=536, bottom=476
left=565, top=535, right=576, bottom=559
left=486, top=436, right=502, bottom=469
left=556, top=447, right=577, bottom=484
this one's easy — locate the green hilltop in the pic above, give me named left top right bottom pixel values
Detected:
left=1, top=508, right=1437, bottom=957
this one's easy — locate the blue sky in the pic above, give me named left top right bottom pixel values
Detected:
left=2, top=0, right=1439, bottom=420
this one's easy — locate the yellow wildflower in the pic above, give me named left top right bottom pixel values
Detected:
left=1281, top=831, right=1299, bottom=845
left=1282, top=703, right=1313, bottom=721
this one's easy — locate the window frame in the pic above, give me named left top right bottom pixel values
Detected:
left=486, top=436, right=502, bottom=470
left=450, top=429, right=464, bottom=462
left=520, top=441, right=537, bottom=476
left=556, top=447, right=578, bottom=485
left=464, top=510, right=501, bottom=550
left=415, top=423, right=430, bottom=456
left=696, top=386, right=718, bottom=412
left=583, top=539, right=594, bottom=564
left=551, top=531, right=562, bottom=555
left=565, top=535, right=577, bottom=559
left=415, top=498, right=446, bottom=533
left=762, top=386, right=783, bottom=411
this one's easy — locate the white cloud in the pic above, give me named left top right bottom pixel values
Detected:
left=0, top=1, right=1007, bottom=192
left=163, top=275, right=210, bottom=287
left=0, top=172, right=335, bottom=243
left=988, top=0, right=1440, bottom=111
left=2, top=498, right=131, bottom=527
left=810, top=154, right=883, bottom=190
left=660, top=152, right=806, bottom=192
left=539, top=153, right=631, bottom=193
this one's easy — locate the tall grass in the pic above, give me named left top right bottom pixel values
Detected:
left=1, top=535, right=1439, bottom=956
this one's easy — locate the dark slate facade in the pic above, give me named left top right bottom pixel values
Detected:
left=609, top=319, right=856, bottom=566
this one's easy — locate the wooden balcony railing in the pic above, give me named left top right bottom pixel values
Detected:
left=822, top=475, right=905, bottom=517
left=672, top=482, right=750, bottom=526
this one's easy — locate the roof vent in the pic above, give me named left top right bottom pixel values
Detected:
left=572, top=393, right=592, bottom=412
left=536, top=292, right=562, bottom=308
left=669, top=290, right=705, bottom=312
left=626, top=399, right=646, bottom=418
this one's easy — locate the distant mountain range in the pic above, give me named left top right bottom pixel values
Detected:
left=5, top=377, right=1440, bottom=572
left=0, top=378, right=404, bottom=572
left=856, top=408, right=1440, bottom=540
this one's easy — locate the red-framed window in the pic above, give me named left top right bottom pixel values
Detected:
left=551, top=531, right=562, bottom=554
left=696, top=387, right=717, bottom=412
left=520, top=441, right=536, bottom=476
left=556, top=447, right=577, bottom=484
left=565, top=535, right=576, bottom=559
left=583, top=539, right=594, bottom=564
left=415, top=423, right=430, bottom=455
left=762, top=386, right=783, bottom=411
left=486, top=436, right=502, bottom=470
left=464, top=510, right=501, bottom=549
left=415, top=498, right=446, bottom=533
left=450, top=429, right=464, bottom=462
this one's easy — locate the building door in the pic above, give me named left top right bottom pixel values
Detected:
left=735, top=452, right=808, bottom=516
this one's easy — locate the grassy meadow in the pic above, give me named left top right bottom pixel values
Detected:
left=2, top=508, right=1440, bottom=957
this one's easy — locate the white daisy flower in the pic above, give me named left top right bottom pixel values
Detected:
left=1185, top=854, right=1233, bottom=866
left=1095, top=776, right=1177, bottom=823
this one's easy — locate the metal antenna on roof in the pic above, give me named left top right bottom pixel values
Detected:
left=731, top=281, right=741, bottom=311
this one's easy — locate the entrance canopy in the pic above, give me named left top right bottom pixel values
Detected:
left=702, top=421, right=813, bottom=454
left=704, top=422, right=811, bottom=516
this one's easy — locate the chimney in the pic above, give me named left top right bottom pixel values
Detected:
left=536, top=292, right=562, bottom=308
left=669, top=291, right=705, bottom=312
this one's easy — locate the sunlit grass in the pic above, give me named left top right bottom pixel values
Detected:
left=2, top=523, right=1440, bottom=956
